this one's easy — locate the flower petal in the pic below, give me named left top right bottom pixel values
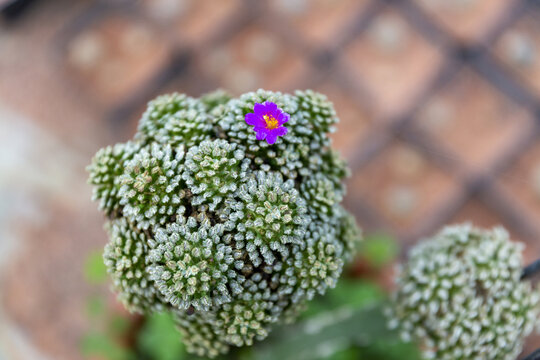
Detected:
left=245, top=113, right=258, bottom=125
left=266, top=132, right=278, bottom=145
left=247, top=102, right=290, bottom=144
left=255, top=130, right=267, bottom=140
left=265, top=101, right=277, bottom=113
left=278, top=113, right=289, bottom=125
left=275, top=126, right=288, bottom=136
left=254, top=103, right=266, bottom=116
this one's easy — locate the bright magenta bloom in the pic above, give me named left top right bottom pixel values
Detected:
left=245, top=101, right=289, bottom=145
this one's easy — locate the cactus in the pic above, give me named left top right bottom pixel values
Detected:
left=388, top=224, right=540, bottom=360
left=88, top=89, right=362, bottom=357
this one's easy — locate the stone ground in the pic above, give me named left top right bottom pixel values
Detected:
left=1, top=0, right=540, bottom=359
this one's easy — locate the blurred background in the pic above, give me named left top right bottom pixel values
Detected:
left=1, top=0, right=540, bottom=359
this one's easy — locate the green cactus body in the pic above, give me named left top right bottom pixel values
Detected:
left=388, top=224, right=540, bottom=360
left=87, top=89, right=362, bottom=357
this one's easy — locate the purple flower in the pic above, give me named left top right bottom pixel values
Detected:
left=245, top=101, right=289, bottom=145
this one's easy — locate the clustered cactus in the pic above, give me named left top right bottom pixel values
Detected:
left=88, top=89, right=362, bottom=357
left=388, top=224, right=540, bottom=360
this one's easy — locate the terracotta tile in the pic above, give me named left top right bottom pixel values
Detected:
left=449, top=197, right=540, bottom=264
left=312, top=81, right=377, bottom=160
left=0, top=0, right=107, bottom=151
left=349, top=141, right=461, bottom=232
left=3, top=0, right=540, bottom=356
left=524, top=335, right=540, bottom=360
left=2, top=200, right=110, bottom=360
left=413, top=68, right=535, bottom=172
left=64, top=14, right=171, bottom=107
left=413, top=0, right=516, bottom=44
left=111, top=69, right=218, bottom=140
left=196, top=24, right=312, bottom=95
left=142, top=0, right=241, bottom=44
left=494, top=8, right=540, bottom=99
left=268, top=0, right=371, bottom=46
left=0, top=108, right=110, bottom=359
left=342, top=7, right=444, bottom=119
left=498, top=140, right=540, bottom=238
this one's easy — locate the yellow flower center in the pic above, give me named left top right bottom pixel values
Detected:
left=263, top=114, right=279, bottom=130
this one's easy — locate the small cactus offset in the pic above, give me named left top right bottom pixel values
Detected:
left=388, top=224, right=540, bottom=360
left=88, top=89, right=362, bottom=357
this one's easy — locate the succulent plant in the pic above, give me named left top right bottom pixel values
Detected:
left=388, top=223, right=540, bottom=360
left=88, top=89, right=362, bottom=357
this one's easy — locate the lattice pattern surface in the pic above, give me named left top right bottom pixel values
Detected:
left=1, top=0, right=540, bottom=358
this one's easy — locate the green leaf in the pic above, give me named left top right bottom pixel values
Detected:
left=80, top=332, right=130, bottom=360
left=361, top=233, right=399, bottom=268
left=324, top=347, right=361, bottom=360
left=300, top=299, right=331, bottom=319
left=84, top=250, right=108, bottom=284
left=327, top=279, right=385, bottom=308
left=86, top=296, right=106, bottom=319
left=252, top=303, right=401, bottom=360
left=302, top=279, right=385, bottom=319
left=357, top=340, right=422, bottom=360
left=109, top=315, right=130, bottom=337
left=138, top=312, right=186, bottom=360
